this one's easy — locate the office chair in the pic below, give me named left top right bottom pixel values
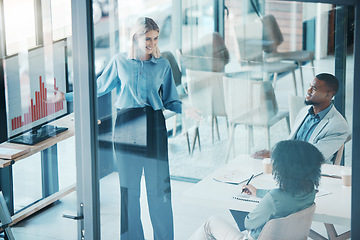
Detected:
left=176, top=31, right=230, bottom=94
left=231, top=15, right=299, bottom=95
left=262, top=14, right=315, bottom=96
left=160, top=51, right=192, bottom=153
left=223, top=75, right=290, bottom=161
left=186, top=69, right=227, bottom=154
left=257, top=203, right=316, bottom=240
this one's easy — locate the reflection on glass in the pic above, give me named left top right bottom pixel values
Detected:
left=224, top=0, right=353, bottom=165
left=3, top=0, right=36, bottom=55
left=51, top=0, right=72, bottom=40
left=87, top=0, right=354, bottom=239
left=91, top=15, right=180, bottom=239
left=182, top=0, right=214, bottom=50
left=1, top=0, right=75, bottom=234
left=4, top=41, right=68, bottom=140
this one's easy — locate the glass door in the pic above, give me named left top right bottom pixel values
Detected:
left=73, top=0, right=180, bottom=239
left=72, top=0, right=358, bottom=239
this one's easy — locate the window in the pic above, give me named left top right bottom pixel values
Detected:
left=3, top=0, right=36, bottom=55
left=51, top=0, right=72, bottom=41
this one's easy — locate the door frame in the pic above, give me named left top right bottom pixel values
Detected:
left=71, top=0, right=100, bottom=239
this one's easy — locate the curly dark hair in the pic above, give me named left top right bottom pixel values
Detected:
left=271, top=140, right=324, bottom=195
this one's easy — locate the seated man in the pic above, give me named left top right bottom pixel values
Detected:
left=229, top=73, right=350, bottom=235
left=253, top=73, right=350, bottom=164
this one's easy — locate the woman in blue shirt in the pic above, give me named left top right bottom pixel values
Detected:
left=190, top=140, right=324, bottom=240
left=51, top=17, right=185, bottom=240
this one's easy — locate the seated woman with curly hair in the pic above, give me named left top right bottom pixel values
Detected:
left=189, top=140, right=325, bottom=240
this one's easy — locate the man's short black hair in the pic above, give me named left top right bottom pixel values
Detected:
left=316, top=73, right=339, bottom=94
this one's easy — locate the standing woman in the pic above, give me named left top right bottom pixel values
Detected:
left=110, top=17, right=179, bottom=240
left=50, top=17, right=181, bottom=239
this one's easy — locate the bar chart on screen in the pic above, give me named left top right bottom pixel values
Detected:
left=4, top=40, right=68, bottom=139
left=10, top=76, right=64, bottom=131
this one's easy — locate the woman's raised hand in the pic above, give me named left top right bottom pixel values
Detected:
left=44, top=90, right=65, bottom=103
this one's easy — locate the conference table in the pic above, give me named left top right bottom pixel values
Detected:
left=182, top=155, right=351, bottom=240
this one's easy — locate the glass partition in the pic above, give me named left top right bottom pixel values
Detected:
left=3, top=0, right=36, bottom=55
left=94, top=1, right=353, bottom=235
left=51, top=0, right=72, bottom=41
left=92, top=1, right=177, bottom=238
left=93, top=1, right=353, bottom=237
left=0, top=0, right=76, bottom=238
left=0, top=0, right=354, bottom=239
left=224, top=0, right=353, bottom=165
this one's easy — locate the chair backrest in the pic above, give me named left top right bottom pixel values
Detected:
left=180, top=32, right=230, bottom=73
left=161, top=51, right=182, bottom=87
left=288, top=95, right=306, bottom=129
left=175, top=49, right=189, bottom=94
left=262, top=14, right=284, bottom=53
left=231, top=15, right=264, bottom=62
left=186, top=69, right=226, bottom=117
left=257, top=203, right=316, bottom=240
left=223, top=75, right=279, bottom=126
left=333, top=134, right=352, bottom=165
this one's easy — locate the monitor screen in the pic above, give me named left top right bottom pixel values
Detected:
left=4, top=40, right=68, bottom=138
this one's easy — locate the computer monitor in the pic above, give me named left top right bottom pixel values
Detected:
left=4, top=40, right=69, bottom=144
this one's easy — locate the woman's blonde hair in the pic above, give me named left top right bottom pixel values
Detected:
left=128, top=17, right=160, bottom=59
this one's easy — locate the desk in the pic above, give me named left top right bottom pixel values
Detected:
left=0, top=114, right=75, bottom=225
left=182, top=155, right=351, bottom=240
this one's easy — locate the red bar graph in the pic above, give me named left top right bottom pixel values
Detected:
left=11, top=76, right=64, bottom=130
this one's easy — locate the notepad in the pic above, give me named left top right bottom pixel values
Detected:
left=233, top=193, right=261, bottom=203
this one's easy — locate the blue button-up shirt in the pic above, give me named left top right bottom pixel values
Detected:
left=65, top=53, right=182, bottom=113
left=295, top=104, right=333, bottom=141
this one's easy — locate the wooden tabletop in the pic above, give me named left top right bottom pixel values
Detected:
left=0, top=113, right=75, bottom=168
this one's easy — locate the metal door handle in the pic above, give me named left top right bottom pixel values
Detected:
left=62, top=214, right=84, bottom=220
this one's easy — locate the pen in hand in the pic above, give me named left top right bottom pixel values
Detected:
left=241, top=174, right=254, bottom=193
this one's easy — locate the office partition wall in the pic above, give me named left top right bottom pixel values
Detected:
left=0, top=0, right=356, bottom=238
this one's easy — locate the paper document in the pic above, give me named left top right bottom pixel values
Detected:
left=214, top=171, right=263, bottom=185
left=316, top=188, right=332, bottom=197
